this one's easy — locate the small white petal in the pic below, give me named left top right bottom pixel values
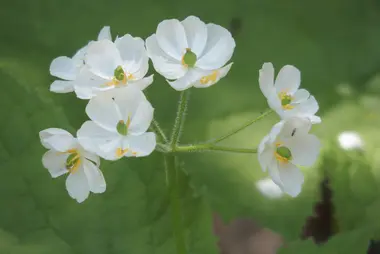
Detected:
left=338, top=131, right=364, bottom=150
left=292, top=89, right=310, bottom=103
left=258, top=135, right=274, bottom=172
left=97, top=26, right=112, bottom=41
left=196, top=23, right=235, bottom=70
left=75, top=67, right=111, bottom=98
left=284, top=134, right=321, bottom=167
left=65, top=167, right=90, bottom=203
left=259, top=62, right=275, bottom=99
left=126, top=132, right=156, bottom=157
left=193, top=63, right=233, bottom=88
left=278, top=162, right=304, bottom=197
left=50, top=56, right=77, bottom=80
left=83, top=150, right=100, bottom=166
left=42, top=150, right=68, bottom=178
left=85, top=40, right=122, bottom=79
left=274, top=65, right=301, bottom=94
left=181, top=16, right=207, bottom=57
left=167, top=68, right=204, bottom=91
left=285, top=96, right=320, bottom=121
left=39, top=128, right=76, bottom=152
left=279, top=117, right=312, bottom=138
left=129, top=100, right=154, bottom=136
left=146, top=34, right=186, bottom=80
left=129, top=74, right=154, bottom=90
left=83, top=159, right=106, bottom=193
left=50, top=80, right=75, bottom=93
left=71, top=45, right=88, bottom=64
left=156, top=19, right=188, bottom=60
left=111, top=87, right=147, bottom=121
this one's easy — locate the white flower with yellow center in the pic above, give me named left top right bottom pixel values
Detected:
left=49, top=26, right=112, bottom=94
left=258, top=117, right=321, bottom=197
left=77, top=87, right=156, bottom=160
left=146, top=16, right=235, bottom=91
left=259, top=63, right=321, bottom=123
left=39, top=128, right=106, bottom=203
left=76, top=35, right=153, bottom=99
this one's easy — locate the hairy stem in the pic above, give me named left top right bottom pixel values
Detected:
left=164, top=154, right=187, bottom=254
left=174, top=144, right=257, bottom=154
left=152, top=118, right=169, bottom=143
left=171, top=90, right=190, bottom=148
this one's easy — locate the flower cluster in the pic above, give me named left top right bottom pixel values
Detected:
left=40, top=15, right=321, bottom=202
left=40, top=16, right=235, bottom=202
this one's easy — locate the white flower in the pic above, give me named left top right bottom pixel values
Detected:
left=146, top=16, right=235, bottom=91
left=337, top=131, right=364, bottom=150
left=258, top=117, right=321, bottom=197
left=255, top=178, right=284, bottom=199
left=77, top=86, right=156, bottom=160
left=259, top=63, right=321, bottom=123
left=49, top=26, right=112, bottom=94
left=76, top=35, right=153, bottom=99
left=39, top=128, right=106, bottom=203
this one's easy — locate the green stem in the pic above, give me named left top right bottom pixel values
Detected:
left=152, top=118, right=169, bottom=143
left=175, top=144, right=257, bottom=154
left=210, top=109, right=273, bottom=144
left=171, top=90, right=190, bottom=148
left=164, top=154, right=187, bottom=254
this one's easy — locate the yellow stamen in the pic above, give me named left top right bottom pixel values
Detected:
left=65, top=149, right=81, bottom=174
left=278, top=91, right=294, bottom=110
left=132, top=151, right=138, bottom=156
left=274, top=142, right=291, bottom=163
left=116, top=148, right=128, bottom=158
left=105, top=73, right=134, bottom=87
left=200, top=71, right=219, bottom=85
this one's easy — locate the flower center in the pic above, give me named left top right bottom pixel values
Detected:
left=114, top=66, right=125, bottom=81
left=105, top=66, right=134, bottom=87
left=65, top=149, right=81, bottom=173
left=181, top=48, right=197, bottom=68
left=279, top=92, right=294, bottom=110
left=116, top=148, right=129, bottom=158
left=116, top=116, right=131, bottom=136
left=200, top=71, right=219, bottom=85
left=274, top=144, right=292, bottom=163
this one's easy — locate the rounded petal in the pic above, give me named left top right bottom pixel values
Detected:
left=258, top=135, right=274, bottom=172
left=65, top=167, right=90, bottom=203
left=129, top=74, right=153, bottom=90
left=274, top=65, right=301, bottom=94
left=196, top=24, right=235, bottom=70
left=278, top=162, right=304, bottom=197
left=42, top=150, right=68, bottom=178
left=111, top=86, right=147, bottom=122
left=39, top=128, right=76, bottom=152
left=97, top=26, right=112, bottom=41
left=83, top=150, right=100, bottom=166
left=50, top=56, right=77, bottom=80
left=292, top=89, right=310, bottom=103
left=85, top=40, right=122, bottom=79
left=83, top=159, right=106, bottom=193
left=285, top=96, right=320, bottom=121
left=167, top=68, right=204, bottom=91
left=72, top=45, right=88, bottom=63
left=285, top=134, right=321, bottom=167
left=50, top=80, right=75, bottom=93
left=279, top=117, right=312, bottom=138
left=193, top=63, right=233, bottom=88
left=181, top=16, right=207, bottom=57
left=156, top=19, right=188, bottom=60
left=77, top=121, right=120, bottom=160
left=268, top=121, right=284, bottom=143
left=126, top=132, right=156, bottom=157
left=146, top=34, right=186, bottom=79
left=115, top=35, right=149, bottom=78
left=259, top=62, right=275, bottom=99
left=75, top=67, right=111, bottom=97
left=129, top=99, right=154, bottom=135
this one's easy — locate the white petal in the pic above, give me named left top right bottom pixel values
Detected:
left=292, top=89, right=310, bottom=103
left=75, top=67, right=112, bottom=98
left=39, top=128, right=76, bottom=152
left=274, top=65, right=301, bottom=94
left=83, top=159, right=106, bottom=193
left=97, top=26, right=112, bottom=41
left=126, top=132, right=156, bottom=157
left=196, top=23, right=235, bottom=70
left=279, top=117, right=312, bottom=138
left=115, top=35, right=149, bottom=79
left=181, top=16, right=207, bottom=57
left=156, top=19, right=188, bottom=60
left=111, top=86, right=147, bottom=122
left=309, top=115, right=321, bottom=124
left=71, top=45, right=88, bottom=64
left=259, top=62, right=275, bottom=99
left=129, top=75, right=153, bottom=90
left=193, top=63, right=233, bottom=88
left=42, top=150, right=68, bottom=178
left=258, top=135, right=274, bottom=172
left=83, top=150, right=101, bottom=166
left=77, top=121, right=120, bottom=160
left=268, top=157, right=283, bottom=188
left=268, top=121, right=284, bottom=142
left=128, top=99, right=154, bottom=135
left=278, top=162, right=304, bottom=197
left=285, top=96, right=320, bottom=121
left=86, top=91, right=124, bottom=131
left=50, top=56, right=77, bottom=80
left=284, top=134, right=321, bottom=167
left=50, top=80, right=75, bottom=93
left=146, top=34, right=186, bottom=80
left=167, top=68, right=204, bottom=91
left=65, top=167, right=90, bottom=203
left=85, top=40, right=122, bottom=79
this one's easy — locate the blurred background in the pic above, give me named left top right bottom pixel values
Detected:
left=2, top=0, right=380, bottom=253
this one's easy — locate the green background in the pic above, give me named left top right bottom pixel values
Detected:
left=2, top=0, right=380, bottom=253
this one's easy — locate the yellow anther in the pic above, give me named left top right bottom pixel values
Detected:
left=200, top=71, right=219, bottom=85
